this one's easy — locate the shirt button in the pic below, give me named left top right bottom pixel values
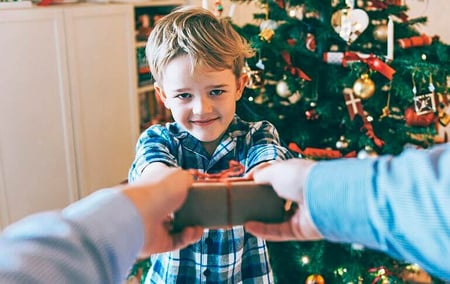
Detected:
left=203, top=268, right=211, bottom=277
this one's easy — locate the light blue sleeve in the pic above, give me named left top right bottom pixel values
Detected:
left=0, top=189, right=144, bottom=284
left=305, top=143, right=450, bottom=281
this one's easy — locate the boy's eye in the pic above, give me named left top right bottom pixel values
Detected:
left=176, top=93, right=192, bottom=99
left=210, top=89, right=224, bottom=96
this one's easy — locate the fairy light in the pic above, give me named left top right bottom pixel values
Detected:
left=301, top=255, right=310, bottom=265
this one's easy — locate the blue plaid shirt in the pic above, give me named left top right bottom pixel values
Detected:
left=128, top=115, right=293, bottom=284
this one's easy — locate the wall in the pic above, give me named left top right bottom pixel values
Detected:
left=406, top=0, right=449, bottom=44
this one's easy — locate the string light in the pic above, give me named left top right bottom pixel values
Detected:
left=301, top=255, right=310, bottom=265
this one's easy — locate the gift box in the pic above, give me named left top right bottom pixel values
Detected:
left=172, top=180, right=288, bottom=232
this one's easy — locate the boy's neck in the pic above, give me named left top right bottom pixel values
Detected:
left=202, top=140, right=220, bottom=156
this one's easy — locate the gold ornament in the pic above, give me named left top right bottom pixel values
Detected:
left=439, top=110, right=450, bottom=126
left=353, top=74, right=375, bottom=99
left=373, top=24, right=388, bottom=42
left=259, top=29, right=275, bottom=42
left=306, top=274, right=325, bottom=284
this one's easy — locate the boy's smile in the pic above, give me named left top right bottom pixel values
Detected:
left=155, top=55, right=247, bottom=155
left=190, top=117, right=219, bottom=127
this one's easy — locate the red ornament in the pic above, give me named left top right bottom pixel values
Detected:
left=305, top=33, right=316, bottom=52
left=404, top=106, right=436, bottom=127
left=305, top=108, right=319, bottom=120
left=305, top=274, right=325, bottom=284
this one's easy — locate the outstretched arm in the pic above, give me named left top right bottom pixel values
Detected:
left=0, top=168, right=203, bottom=284
left=246, top=144, right=450, bottom=280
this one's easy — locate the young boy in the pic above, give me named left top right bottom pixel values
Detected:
left=128, top=6, right=293, bottom=283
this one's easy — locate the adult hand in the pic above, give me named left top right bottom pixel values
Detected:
left=245, top=159, right=323, bottom=241
left=123, top=167, right=203, bottom=258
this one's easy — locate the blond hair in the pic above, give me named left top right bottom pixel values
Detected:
left=146, top=6, right=254, bottom=84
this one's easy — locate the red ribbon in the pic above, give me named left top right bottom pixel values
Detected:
left=288, top=142, right=357, bottom=160
left=362, top=121, right=385, bottom=148
left=343, top=52, right=396, bottom=80
left=189, top=160, right=250, bottom=182
left=189, top=161, right=251, bottom=227
left=281, top=51, right=311, bottom=81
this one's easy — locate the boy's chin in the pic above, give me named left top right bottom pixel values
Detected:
left=189, top=130, right=222, bottom=142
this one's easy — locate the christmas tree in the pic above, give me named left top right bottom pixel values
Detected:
left=225, top=0, right=449, bottom=282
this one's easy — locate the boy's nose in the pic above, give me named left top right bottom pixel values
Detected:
left=192, top=96, right=213, bottom=114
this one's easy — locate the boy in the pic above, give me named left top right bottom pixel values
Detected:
left=128, top=6, right=293, bottom=283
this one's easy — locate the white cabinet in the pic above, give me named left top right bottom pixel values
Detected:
left=0, top=4, right=139, bottom=228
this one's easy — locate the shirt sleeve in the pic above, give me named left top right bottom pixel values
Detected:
left=128, top=125, right=178, bottom=182
left=305, top=144, right=450, bottom=280
left=0, top=189, right=144, bottom=284
left=245, top=120, right=294, bottom=170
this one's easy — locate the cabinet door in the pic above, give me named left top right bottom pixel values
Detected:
left=0, top=8, right=79, bottom=228
left=64, top=4, right=139, bottom=197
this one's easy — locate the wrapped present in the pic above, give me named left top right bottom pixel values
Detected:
left=172, top=161, right=290, bottom=232
left=173, top=180, right=288, bottom=231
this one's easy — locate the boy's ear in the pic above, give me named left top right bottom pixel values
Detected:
left=154, top=82, right=170, bottom=109
left=235, top=73, right=248, bottom=101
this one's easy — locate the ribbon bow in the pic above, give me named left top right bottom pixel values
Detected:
left=281, top=51, right=312, bottom=81
left=189, top=160, right=250, bottom=182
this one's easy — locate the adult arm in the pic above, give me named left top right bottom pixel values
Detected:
left=0, top=189, right=142, bottom=284
left=247, top=144, right=450, bottom=280
left=0, top=168, right=202, bottom=284
left=307, top=144, right=450, bottom=280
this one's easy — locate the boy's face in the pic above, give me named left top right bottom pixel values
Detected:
left=155, top=55, right=247, bottom=153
